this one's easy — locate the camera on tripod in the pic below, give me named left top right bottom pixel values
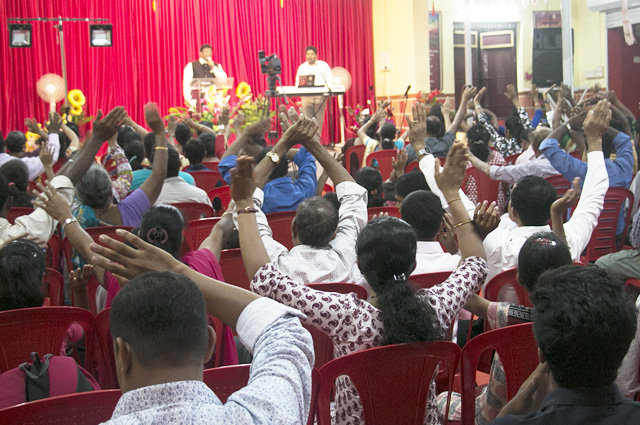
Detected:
left=258, top=51, right=282, bottom=76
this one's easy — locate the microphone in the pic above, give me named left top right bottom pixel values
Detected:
left=403, top=85, right=411, bottom=98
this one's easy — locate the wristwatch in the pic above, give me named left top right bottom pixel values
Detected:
left=266, top=151, right=280, bottom=164
left=417, top=147, right=431, bottom=161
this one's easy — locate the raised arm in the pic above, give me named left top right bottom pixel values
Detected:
left=504, top=84, right=522, bottom=109
left=138, top=103, right=168, bottom=205
left=356, top=103, right=388, bottom=145
left=220, top=119, right=270, bottom=160
left=198, top=212, right=235, bottom=261
left=123, top=111, right=149, bottom=138
left=550, top=177, right=581, bottom=247
left=60, top=122, right=80, bottom=149
left=448, top=86, right=477, bottom=133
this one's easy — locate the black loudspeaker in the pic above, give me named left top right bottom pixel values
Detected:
left=532, top=28, right=563, bottom=87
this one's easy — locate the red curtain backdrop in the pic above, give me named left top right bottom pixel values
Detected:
left=1, top=0, right=374, bottom=143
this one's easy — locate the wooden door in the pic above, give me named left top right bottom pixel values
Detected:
left=479, top=30, right=517, bottom=118
left=608, top=24, right=640, bottom=117
left=454, top=30, right=478, bottom=109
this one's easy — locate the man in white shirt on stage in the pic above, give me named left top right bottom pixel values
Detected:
left=183, top=44, right=228, bottom=109
left=295, top=46, right=333, bottom=136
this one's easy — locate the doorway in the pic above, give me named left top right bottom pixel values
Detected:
left=608, top=24, right=640, bottom=117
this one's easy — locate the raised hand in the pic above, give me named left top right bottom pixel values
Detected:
left=462, top=85, right=478, bottom=103
left=473, top=200, right=500, bottom=240
left=566, top=110, right=588, bottom=130
left=473, top=87, right=485, bottom=107
left=441, top=97, right=452, bottom=118
left=434, top=141, right=468, bottom=197
left=167, top=115, right=178, bottom=135
left=32, top=182, right=73, bottom=223
left=583, top=100, right=611, bottom=144
left=391, top=148, right=408, bottom=173
left=551, top=177, right=581, bottom=216
left=69, top=264, right=94, bottom=294
left=504, top=84, right=518, bottom=101
left=39, top=140, right=54, bottom=168
left=92, top=106, right=126, bottom=142
left=439, top=212, right=458, bottom=254
left=230, top=156, right=256, bottom=209
left=144, top=102, right=166, bottom=134
left=25, top=118, right=48, bottom=138
left=280, top=112, right=319, bottom=148
left=218, top=106, right=231, bottom=126
left=46, top=111, right=63, bottom=134
left=530, top=84, right=539, bottom=101
left=406, top=102, right=428, bottom=151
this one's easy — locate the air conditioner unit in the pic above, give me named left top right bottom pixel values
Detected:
left=587, top=0, right=640, bottom=13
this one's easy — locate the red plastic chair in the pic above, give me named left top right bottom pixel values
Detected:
left=6, top=207, right=34, bottom=224
left=344, top=144, right=365, bottom=176
left=460, top=323, right=538, bottom=425
left=545, top=174, right=572, bottom=198
left=206, top=313, right=228, bottom=368
left=189, top=170, right=226, bottom=192
left=44, top=268, right=65, bottom=306
left=0, top=306, right=94, bottom=373
left=219, top=249, right=250, bottom=291
left=304, top=282, right=368, bottom=368
left=404, top=160, right=420, bottom=173
left=207, top=186, right=232, bottom=215
left=63, top=226, right=134, bottom=278
left=367, top=206, right=401, bottom=221
left=504, top=153, right=520, bottom=165
left=484, top=268, right=532, bottom=310
left=170, top=202, right=215, bottom=221
left=463, top=167, right=501, bottom=205
left=203, top=364, right=251, bottom=403
left=93, top=308, right=118, bottom=389
left=0, top=389, right=121, bottom=425
left=183, top=217, right=222, bottom=251
left=366, top=149, right=399, bottom=181
left=410, top=271, right=453, bottom=290
left=266, top=210, right=297, bottom=250
left=202, top=161, right=220, bottom=172
left=316, top=341, right=461, bottom=425
left=47, top=233, right=62, bottom=271
left=585, top=187, right=634, bottom=262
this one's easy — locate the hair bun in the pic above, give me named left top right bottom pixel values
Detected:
left=147, top=227, right=169, bottom=245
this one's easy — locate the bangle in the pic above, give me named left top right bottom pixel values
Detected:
left=453, top=219, right=473, bottom=230
left=237, top=207, right=259, bottom=215
left=61, top=216, right=78, bottom=231
left=155, top=146, right=168, bottom=151
left=447, top=198, right=461, bottom=204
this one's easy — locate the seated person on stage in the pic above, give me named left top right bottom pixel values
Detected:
left=249, top=112, right=366, bottom=285
left=130, top=132, right=195, bottom=192
left=0, top=113, right=61, bottom=180
left=219, top=119, right=316, bottom=214
left=492, top=265, right=640, bottom=424
left=468, top=126, right=558, bottom=186
left=482, top=100, right=612, bottom=280
left=155, top=146, right=212, bottom=207
left=183, top=43, right=228, bottom=109
left=400, top=190, right=461, bottom=275
left=89, top=266, right=312, bottom=423
left=438, top=232, right=572, bottom=424
left=183, top=139, right=215, bottom=172
left=405, top=86, right=478, bottom=162
left=474, top=84, right=532, bottom=157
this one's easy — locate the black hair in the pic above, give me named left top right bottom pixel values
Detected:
left=361, top=116, right=378, bottom=140
left=5, top=131, right=26, bottom=154
left=143, top=132, right=156, bottom=162
left=139, top=205, right=185, bottom=259
left=123, top=132, right=143, bottom=152
left=305, top=45, right=318, bottom=54
left=382, top=181, right=395, bottom=203
left=110, top=271, right=209, bottom=368
left=0, top=239, right=45, bottom=311
left=75, top=163, right=113, bottom=210
left=57, top=122, right=78, bottom=160
left=184, top=139, right=206, bottom=166
left=197, top=121, right=213, bottom=137
left=357, top=217, right=445, bottom=345
left=124, top=139, right=145, bottom=171
left=0, top=131, right=4, bottom=152
left=174, top=123, right=192, bottom=147
left=199, top=133, right=217, bottom=157
left=0, top=174, right=9, bottom=212
left=602, top=132, right=614, bottom=159
left=293, top=196, right=339, bottom=247
left=532, top=265, right=637, bottom=389
left=0, top=160, right=35, bottom=208
left=467, top=124, right=491, bottom=162
left=517, top=232, right=572, bottom=293
left=200, top=44, right=212, bottom=52
left=510, top=176, right=556, bottom=226
left=394, top=171, right=430, bottom=200
left=256, top=146, right=288, bottom=180
left=428, top=104, right=445, bottom=126
left=400, top=190, right=443, bottom=241
left=633, top=120, right=640, bottom=137
left=355, top=167, right=384, bottom=208
left=166, top=145, right=182, bottom=178
left=505, top=115, right=525, bottom=146
left=379, top=122, right=397, bottom=150
left=117, top=126, right=136, bottom=150
left=322, top=191, right=341, bottom=212
left=426, top=116, right=444, bottom=138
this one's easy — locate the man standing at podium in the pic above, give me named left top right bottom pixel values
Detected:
left=295, top=46, right=333, bottom=136
left=183, top=44, right=228, bottom=108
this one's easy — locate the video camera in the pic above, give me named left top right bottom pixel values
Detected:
left=258, top=50, right=282, bottom=76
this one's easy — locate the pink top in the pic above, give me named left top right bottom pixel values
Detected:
left=251, top=257, right=487, bottom=425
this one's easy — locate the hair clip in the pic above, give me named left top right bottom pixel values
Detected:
left=533, top=238, right=556, bottom=246
left=393, top=273, right=406, bottom=282
left=147, top=227, right=168, bottom=245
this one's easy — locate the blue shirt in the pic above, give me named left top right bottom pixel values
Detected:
left=540, top=132, right=634, bottom=234
left=130, top=169, right=195, bottom=192
left=219, top=147, right=317, bottom=213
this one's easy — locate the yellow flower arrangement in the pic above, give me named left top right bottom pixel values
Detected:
left=70, top=104, right=83, bottom=116
left=68, top=89, right=86, bottom=107
left=236, top=82, right=251, bottom=99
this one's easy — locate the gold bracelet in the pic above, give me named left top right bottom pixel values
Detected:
left=447, top=198, right=461, bottom=204
left=154, top=146, right=168, bottom=151
left=237, top=207, right=259, bottom=215
left=454, top=219, right=473, bottom=230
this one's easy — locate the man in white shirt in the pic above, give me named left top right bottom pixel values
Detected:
left=155, top=146, right=212, bottom=207
left=183, top=44, right=228, bottom=109
left=295, top=46, right=333, bottom=136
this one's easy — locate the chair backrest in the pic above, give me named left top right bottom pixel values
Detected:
left=6, top=207, right=35, bottom=224
left=504, top=153, right=520, bottom=165
left=367, top=206, right=401, bottom=221
left=410, top=271, right=453, bottom=290
left=345, top=144, right=365, bottom=176
left=0, top=307, right=94, bottom=373
left=219, top=249, right=250, bottom=291
left=207, top=185, right=232, bottom=215
left=463, top=167, right=501, bottom=205
left=203, top=364, right=251, bottom=404
left=585, top=187, right=634, bottom=262
left=44, top=268, right=65, bottom=306
left=545, top=174, right=572, bottom=198
left=189, top=170, right=226, bottom=192
left=64, top=226, right=134, bottom=276
left=404, top=160, right=420, bottom=173
left=183, top=217, right=222, bottom=251
left=201, top=161, right=219, bottom=172
left=366, top=149, right=399, bottom=181
left=206, top=313, right=227, bottom=368
left=316, top=341, right=461, bottom=425
left=170, top=202, right=215, bottom=221
left=460, top=323, right=538, bottom=425
left=266, top=210, right=297, bottom=250
left=92, top=308, right=118, bottom=389
left=0, top=389, right=121, bottom=425
left=484, top=268, right=532, bottom=309
left=304, top=283, right=368, bottom=368
left=46, top=233, right=61, bottom=271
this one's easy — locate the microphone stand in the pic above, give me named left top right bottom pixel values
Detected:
left=399, top=85, right=411, bottom=133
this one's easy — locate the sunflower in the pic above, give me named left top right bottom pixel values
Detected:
left=236, top=82, right=251, bottom=98
left=70, top=104, right=83, bottom=116
left=68, top=89, right=86, bottom=107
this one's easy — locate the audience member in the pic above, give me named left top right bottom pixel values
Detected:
left=154, top=146, right=212, bottom=207
left=0, top=160, right=36, bottom=208
left=100, top=132, right=133, bottom=203
left=123, top=139, right=145, bottom=171
left=183, top=139, right=213, bottom=172
left=355, top=166, right=384, bottom=207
